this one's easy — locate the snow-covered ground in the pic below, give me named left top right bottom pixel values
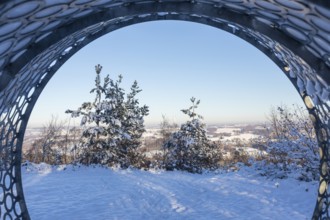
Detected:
left=22, top=163, right=318, bottom=220
left=208, top=127, right=260, bottom=142
left=142, top=128, right=161, bottom=138
left=144, top=150, right=163, bottom=158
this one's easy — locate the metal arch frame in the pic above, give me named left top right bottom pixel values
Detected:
left=3, top=2, right=330, bottom=85
left=0, top=1, right=329, bottom=219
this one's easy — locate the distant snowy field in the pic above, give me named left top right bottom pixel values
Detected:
left=22, top=163, right=318, bottom=220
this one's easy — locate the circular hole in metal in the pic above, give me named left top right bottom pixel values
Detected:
left=309, top=15, right=330, bottom=33
left=14, top=200, right=21, bottom=216
left=8, top=107, right=16, bottom=119
left=17, top=96, right=25, bottom=108
left=318, top=128, right=328, bottom=142
left=39, top=72, right=48, bottom=81
left=74, top=0, right=95, bottom=5
left=0, top=59, right=5, bottom=69
left=223, top=3, right=248, bottom=12
left=319, top=147, right=324, bottom=159
left=313, top=35, right=330, bottom=53
left=309, top=113, right=317, bottom=124
left=90, top=0, right=114, bottom=7
left=287, top=15, right=313, bottom=31
left=56, top=7, right=80, bottom=18
left=11, top=183, right=17, bottom=198
left=4, top=173, right=12, bottom=191
left=304, top=96, right=314, bottom=109
left=40, top=20, right=62, bottom=32
left=255, top=0, right=281, bottom=12
left=20, top=21, right=44, bottom=35
left=49, top=59, right=58, bottom=68
left=5, top=193, right=13, bottom=211
left=256, top=10, right=281, bottom=20
left=0, top=21, right=22, bottom=37
left=27, top=87, right=36, bottom=99
left=0, top=39, right=14, bottom=56
left=62, top=46, right=73, bottom=56
left=21, top=103, right=28, bottom=115
left=34, top=5, right=64, bottom=18
left=35, top=32, right=52, bottom=43
left=319, top=179, right=327, bottom=195
left=315, top=5, right=330, bottom=20
left=0, top=185, right=5, bottom=204
left=321, top=162, right=328, bottom=176
left=5, top=1, right=40, bottom=19
left=13, top=36, right=33, bottom=52
left=10, top=50, right=26, bottom=63
left=3, top=212, right=13, bottom=220
left=274, top=0, right=305, bottom=11
left=281, top=25, right=309, bottom=43
left=71, top=9, right=93, bottom=18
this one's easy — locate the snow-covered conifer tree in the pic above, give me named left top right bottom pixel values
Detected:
left=66, top=65, right=149, bottom=167
left=163, top=97, right=222, bottom=173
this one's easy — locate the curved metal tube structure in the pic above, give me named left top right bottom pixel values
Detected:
left=0, top=0, right=329, bottom=219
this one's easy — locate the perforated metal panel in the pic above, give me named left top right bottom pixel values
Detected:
left=0, top=1, right=329, bottom=219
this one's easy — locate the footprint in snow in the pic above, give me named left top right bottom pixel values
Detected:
left=172, top=203, right=187, bottom=213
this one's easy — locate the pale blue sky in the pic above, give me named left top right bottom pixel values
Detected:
left=28, top=21, right=303, bottom=127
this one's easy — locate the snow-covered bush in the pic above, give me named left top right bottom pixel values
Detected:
left=162, top=97, right=222, bottom=173
left=24, top=116, right=66, bottom=165
left=259, top=105, right=319, bottom=181
left=66, top=65, right=149, bottom=168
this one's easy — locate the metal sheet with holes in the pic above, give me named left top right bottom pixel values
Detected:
left=0, top=0, right=329, bottom=219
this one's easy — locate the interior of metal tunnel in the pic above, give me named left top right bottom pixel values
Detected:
left=0, top=1, right=329, bottom=219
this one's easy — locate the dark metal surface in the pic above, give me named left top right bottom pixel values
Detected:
left=0, top=0, right=329, bottom=219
